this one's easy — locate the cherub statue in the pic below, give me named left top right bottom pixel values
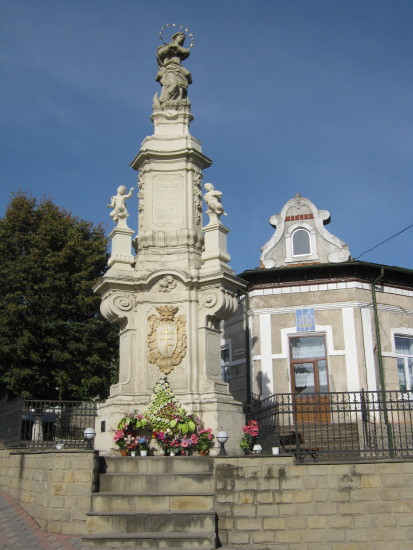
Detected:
left=204, top=183, right=227, bottom=224
left=155, top=31, right=192, bottom=107
left=108, top=185, right=135, bottom=223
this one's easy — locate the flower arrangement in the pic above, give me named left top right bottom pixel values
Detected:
left=153, top=429, right=176, bottom=451
left=114, top=411, right=149, bottom=452
left=124, top=434, right=139, bottom=451
left=113, top=376, right=216, bottom=456
left=240, top=420, right=259, bottom=453
left=170, top=409, right=199, bottom=435
left=145, top=378, right=181, bottom=432
left=179, top=433, right=199, bottom=455
left=113, top=429, right=128, bottom=450
left=196, top=428, right=215, bottom=453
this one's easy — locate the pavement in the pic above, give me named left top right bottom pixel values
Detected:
left=0, top=489, right=239, bottom=550
left=0, top=489, right=82, bottom=550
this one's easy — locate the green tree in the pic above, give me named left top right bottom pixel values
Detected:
left=0, top=192, right=119, bottom=400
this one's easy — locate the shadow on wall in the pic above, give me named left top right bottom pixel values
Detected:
left=256, top=371, right=272, bottom=398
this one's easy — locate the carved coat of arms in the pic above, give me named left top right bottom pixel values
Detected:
left=147, top=306, right=187, bottom=374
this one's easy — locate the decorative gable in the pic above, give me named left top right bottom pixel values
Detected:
left=260, top=194, right=351, bottom=268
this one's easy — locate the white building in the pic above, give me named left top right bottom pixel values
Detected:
left=222, top=195, right=413, bottom=413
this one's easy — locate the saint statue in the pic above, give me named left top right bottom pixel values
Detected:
left=155, top=31, right=192, bottom=107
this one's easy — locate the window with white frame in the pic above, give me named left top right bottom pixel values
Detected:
left=221, top=345, right=230, bottom=383
left=289, top=335, right=329, bottom=394
left=292, top=228, right=311, bottom=256
left=395, top=335, right=413, bottom=392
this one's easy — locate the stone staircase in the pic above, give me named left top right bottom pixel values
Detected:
left=82, top=455, right=217, bottom=549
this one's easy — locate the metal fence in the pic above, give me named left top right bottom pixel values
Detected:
left=0, top=396, right=97, bottom=449
left=244, top=390, right=413, bottom=462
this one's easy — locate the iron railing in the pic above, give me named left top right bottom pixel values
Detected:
left=0, top=396, right=98, bottom=449
left=244, top=390, right=413, bottom=462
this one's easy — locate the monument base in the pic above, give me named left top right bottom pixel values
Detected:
left=94, top=391, right=245, bottom=455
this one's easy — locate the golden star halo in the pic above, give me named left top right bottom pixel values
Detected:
left=159, top=23, right=195, bottom=48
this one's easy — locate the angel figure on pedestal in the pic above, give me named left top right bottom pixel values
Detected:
left=204, top=183, right=227, bottom=224
left=108, top=185, right=135, bottom=223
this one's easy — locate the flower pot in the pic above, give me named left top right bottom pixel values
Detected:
left=198, top=450, right=209, bottom=456
left=130, top=451, right=136, bottom=457
left=120, top=449, right=129, bottom=456
left=140, top=450, right=148, bottom=457
left=169, top=449, right=176, bottom=456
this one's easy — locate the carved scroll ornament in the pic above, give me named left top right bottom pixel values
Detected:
left=100, top=291, right=135, bottom=329
left=147, top=306, right=187, bottom=375
left=201, top=288, right=238, bottom=317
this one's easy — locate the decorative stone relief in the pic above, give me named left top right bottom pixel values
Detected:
left=201, top=289, right=218, bottom=309
left=108, top=186, right=135, bottom=224
left=137, top=173, right=144, bottom=224
left=158, top=275, right=177, bottom=293
left=100, top=291, right=135, bottom=329
left=147, top=306, right=187, bottom=375
left=200, top=288, right=239, bottom=326
left=193, top=169, right=203, bottom=226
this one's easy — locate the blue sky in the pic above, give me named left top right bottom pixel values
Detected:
left=1, top=0, right=412, bottom=273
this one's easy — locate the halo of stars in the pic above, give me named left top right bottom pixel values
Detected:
left=159, top=23, right=195, bottom=48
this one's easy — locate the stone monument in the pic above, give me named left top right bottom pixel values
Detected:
left=94, top=26, right=246, bottom=453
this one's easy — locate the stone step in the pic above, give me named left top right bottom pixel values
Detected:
left=86, top=510, right=216, bottom=534
left=101, top=455, right=213, bottom=475
left=82, top=532, right=216, bottom=549
left=91, top=492, right=215, bottom=513
left=99, top=472, right=214, bottom=493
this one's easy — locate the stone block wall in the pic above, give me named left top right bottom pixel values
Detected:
left=215, top=456, right=413, bottom=550
left=0, top=448, right=98, bottom=535
left=1, top=449, right=413, bottom=547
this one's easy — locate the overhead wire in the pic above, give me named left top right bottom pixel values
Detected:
left=355, top=224, right=413, bottom=260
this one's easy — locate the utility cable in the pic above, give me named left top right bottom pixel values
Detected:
left=355, top=224, right=413, bottom=260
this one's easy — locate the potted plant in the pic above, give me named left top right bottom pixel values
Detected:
left=170, top=409, right=198, bottom=435
left=153, top=429, right=174, bottom=454
left=196, top=428, right=215, bottom=455
left=125, top=434, right=139, bottom=455
left=240, top=420, right=259, bottom=454
left=138, top=436, right=149, bottom=456
left=113, top=428, right=129, bottom=455
left=179, top=433, right=199, bottom=455
left=169, top=439, right=181, bottom=456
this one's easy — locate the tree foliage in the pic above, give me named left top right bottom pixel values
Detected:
left=0, top=192, right=119, bottom=400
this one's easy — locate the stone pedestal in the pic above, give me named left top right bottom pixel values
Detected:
left=201, top=222, right=232, bottom=276
left=107, top=220, right=135, bottom=269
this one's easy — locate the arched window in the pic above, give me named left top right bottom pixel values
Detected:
left=292, top=228, right=311, bottom=256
